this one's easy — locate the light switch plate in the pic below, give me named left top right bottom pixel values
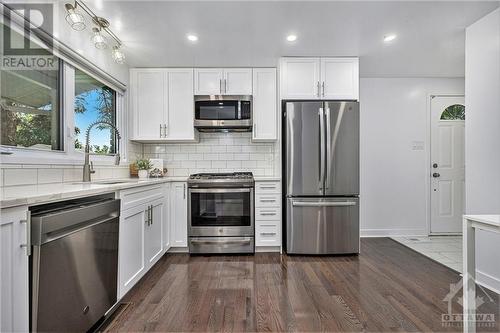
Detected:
left=411, top=141, right=425, bottom=151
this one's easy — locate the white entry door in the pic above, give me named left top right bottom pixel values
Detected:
left=430, top=95, right=465, bottom=234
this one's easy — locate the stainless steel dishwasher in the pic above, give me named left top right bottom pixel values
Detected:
left=30, top=194, right=120, bottom=332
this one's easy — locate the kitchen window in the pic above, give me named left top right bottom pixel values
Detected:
left=0, top=24, right=62, bottom=151
left=74, top=69, right=117, bottom=155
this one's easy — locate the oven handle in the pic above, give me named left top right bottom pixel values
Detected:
left=189, top=188, right=252, bottom=193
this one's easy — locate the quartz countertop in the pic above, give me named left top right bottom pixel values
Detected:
left=254, top=176, right=281, bottom=181
left=0, top=177, right=188, bottom=209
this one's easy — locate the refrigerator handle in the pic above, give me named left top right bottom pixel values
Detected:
left=319, top=107, right=325, bottom=191
left=325, top=107, right=331, bottom=189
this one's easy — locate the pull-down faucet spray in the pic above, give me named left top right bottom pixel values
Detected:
left=83, top=121, right=121, bottom=182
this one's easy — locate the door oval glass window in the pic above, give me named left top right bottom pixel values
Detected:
left=440, top=104, right=465, bottom=120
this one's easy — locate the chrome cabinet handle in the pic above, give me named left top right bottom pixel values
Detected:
left=223, top=79, right=227, bottom=94
left=160, top=124, right=163, bottom=138
left=219, top=79, right=222, bottom=94
left=150, top=205, right=153, bottom=225
left=259, top=186, right=276, bottom=189
left=164, top=124, right=168, bottom=137
left=260, top=212, right=277, bottom=216
left=20, top=211, right=31, bottom=256
left=317, top=81, right=320, bottom=97
left=322, top=82, right=325, bottom=97
left=183, top=184, right=186, bottom=199
left=260, top=232, right=276, bottom=236
left=260, top=199, right=276, bottom=202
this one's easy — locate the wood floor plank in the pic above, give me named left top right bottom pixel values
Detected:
left=102, top=238, right=500, bottom=333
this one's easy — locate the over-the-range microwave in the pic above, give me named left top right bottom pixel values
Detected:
left=194, top=95, right=252, bottom=132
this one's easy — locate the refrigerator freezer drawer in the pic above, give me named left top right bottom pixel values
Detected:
left=286, top=197, right=359, bottom=254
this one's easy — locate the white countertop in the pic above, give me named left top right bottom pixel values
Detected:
left=464, top=214, right=500, bottom=227
left=253, top=176, right=281, bottom=181
left=0, top=177, right=187, bottom=209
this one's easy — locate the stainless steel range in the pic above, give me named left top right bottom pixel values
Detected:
left=188, top=172, right=255, bottom=254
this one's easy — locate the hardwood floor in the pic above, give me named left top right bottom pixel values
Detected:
left=103, top=238, right=499, bottom=332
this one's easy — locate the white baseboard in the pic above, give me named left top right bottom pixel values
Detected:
left=476, top=270, right=500, bottom=295
left=167, top=246, right=189, bottom=253
left=361, top=228, right=427, bottom=237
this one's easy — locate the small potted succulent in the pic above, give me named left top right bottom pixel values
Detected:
left=135, top=158, right=153, bottom=179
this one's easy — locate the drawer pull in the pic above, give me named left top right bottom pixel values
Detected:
left=260, top=232, right=276, bottom=236
left=260, top=212, right=277, bottom=216
left=259, top=186, right=277, bottom=189
left=260, top=199, right=276, bottom=202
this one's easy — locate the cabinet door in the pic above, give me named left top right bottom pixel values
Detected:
left=166, top=69, right=195, bottom=140
left=224, top=68, right=252, bottom=95
left=320, top=58, right=359, bottom=100
left=131, top=70, right=165, bottom=139
left=280, top=58, right=320, bottom=99
left=163, top=183, right=171, bottom=250
left=118, top=205, right=146, bottom=298
left=194, top=68, right=223, bottom=95
left=170, top=182, right=188, bottom=247
left=252, top=68, right=277, bottom=141
left=144, top=198, right=164, bottom=269
left=0, top=207, right=29, bottom=333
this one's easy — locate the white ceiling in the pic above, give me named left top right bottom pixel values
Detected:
left=95, top=0, right=500, bottom=77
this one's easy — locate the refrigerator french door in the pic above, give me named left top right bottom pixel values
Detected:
left=284, top=101, right=360, bottom=254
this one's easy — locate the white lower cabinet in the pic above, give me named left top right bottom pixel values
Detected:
left=255, top=181, right=282, bottom=250
left=118, top=185, right=169, bottom=299
left=0, top=206, right=29, bottom=333
left=118, top=204, right=147, bottom=298
left=170, top=182, right=188, bottom=247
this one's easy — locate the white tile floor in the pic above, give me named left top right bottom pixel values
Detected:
left=391, top=236, right=463, bottom=273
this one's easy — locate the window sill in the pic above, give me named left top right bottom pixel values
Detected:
left=0, top=147, right=128, bottom=167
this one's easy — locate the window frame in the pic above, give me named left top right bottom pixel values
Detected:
left=0, top=11, right=128, bottom=166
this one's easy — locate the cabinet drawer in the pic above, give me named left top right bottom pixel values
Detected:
left=256, top=223, right=280, bottom=246
left=255, top=207, right=281, bottom=220
left=120, top=185, right=164, bottom=211
left=255, top=181, right=281, bottom=193
left=255, top=193, right=281, bottom=207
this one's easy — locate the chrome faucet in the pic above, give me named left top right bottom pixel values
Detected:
left=83, top=121, right=121, bottom=182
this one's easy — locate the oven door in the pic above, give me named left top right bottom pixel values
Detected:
left=188, top=188, right=254, bottom=237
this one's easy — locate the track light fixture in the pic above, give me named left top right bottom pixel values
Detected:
left=64, top=1, right=125, bottom=64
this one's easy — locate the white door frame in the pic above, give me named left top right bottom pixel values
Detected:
left=426, top=93, right=465, bottom=236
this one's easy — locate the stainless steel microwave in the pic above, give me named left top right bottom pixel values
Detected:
left=194, top=95, right=252, bottom=132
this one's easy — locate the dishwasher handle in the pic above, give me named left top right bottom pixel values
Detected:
left=42, top=215, right=119, bottom=244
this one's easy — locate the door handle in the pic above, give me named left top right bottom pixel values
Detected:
left=325, top=107, right=331, bottom=189
left=322, top=82, right=325, bottom=97
left=292, top=201, right=357, bottom=207
left=317, top=81, right=320, bottom=97
left=319, top=108, right=325, bottom=190
left=160, top=124, right=162, bottom=138
left=432, top=173, right=441, bottom=178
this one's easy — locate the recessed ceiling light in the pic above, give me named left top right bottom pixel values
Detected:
left=383, top=34, right=397, bottom=43
left=187, top=34, right=198, bottom=42
left=286, top=34, right=297, bottom=42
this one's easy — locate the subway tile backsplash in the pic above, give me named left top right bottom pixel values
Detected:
left=142, top=133, right=278, bottom=177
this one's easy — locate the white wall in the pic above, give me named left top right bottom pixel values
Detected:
left=465, top=8, right=500, bottom=292
left=360, top=78, right=464, bottom=236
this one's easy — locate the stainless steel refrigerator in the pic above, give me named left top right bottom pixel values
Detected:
left=283, top=101, right=360, bottom=254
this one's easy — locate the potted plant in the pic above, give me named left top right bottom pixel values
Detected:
left=135, top=158, right=153, bottom=179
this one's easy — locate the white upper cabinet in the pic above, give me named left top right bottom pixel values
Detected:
left=194, top=68, right=252, bottom=95
left=320, top=58, right=359, bottom=100
left=252, top=68, right=277, bottom=141
left=224, top=68, right=253, bottom=95
left=280, top=58, right=320, bottom=99
left=130, top=68, right=197, bottom=142
left=280, top=57, right=359, bottom=100
left=131, top=70, right=165, bottom=139
left=194, top=68, right=223, bottom=95
left=166, top=69, right=195, bottom=140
